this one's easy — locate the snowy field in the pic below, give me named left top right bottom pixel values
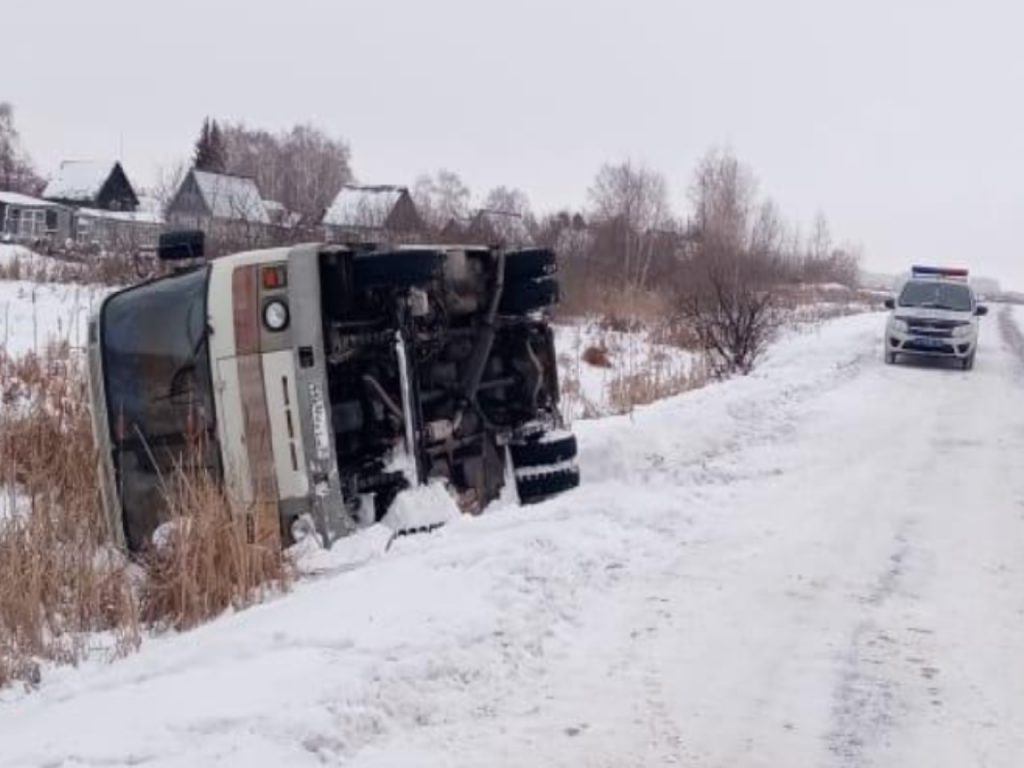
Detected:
left=0, top=248, right=105, bottom=357
left=0, top=279, right=101, bottom=357
left=3, top=303, right=1024, bottom=767
left=0, top=244, right=45, bottom=271
left=554, top=321, right=697, bottom=419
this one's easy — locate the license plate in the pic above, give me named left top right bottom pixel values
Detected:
left=307, top=382, right=332, bottom=460
left=914, top=337, right=945, bottom=348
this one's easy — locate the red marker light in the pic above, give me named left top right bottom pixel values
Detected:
left=262, top=266, right=287, bottom=289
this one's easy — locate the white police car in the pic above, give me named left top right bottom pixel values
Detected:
left=884, top=266, right=988, bottom=370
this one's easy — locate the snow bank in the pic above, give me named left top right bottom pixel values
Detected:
left=576, top=313, right=882, bottom=487
left=380, top=481, right=462, bottom=532
left=295, top=483, right=464, bottom=576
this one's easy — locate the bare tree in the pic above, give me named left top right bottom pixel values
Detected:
left=749, top=200, right=784, bottom=259
left=413, top=170, right=471, bottom=231
left=807, top=212, right=831, bottom=261
left=148, top=161, right=188, bottom=215
left=220, top=122, right=353, bottom=224
left=587, top=160, right=671, bottom=289
left=823, top=245, right=862, bottom=287
left=0, top=103, right=43, bottom=195
left=477, top=186, right=535, bottom=244
left=682, top=149, right=783, bottom=375
left=482, top=186, right=532, bottom=218
left=685, top=257, right=780, bottom=377
left=796, top=212, right=861, bottom=286
left=688, top=148, right=757, bottom=258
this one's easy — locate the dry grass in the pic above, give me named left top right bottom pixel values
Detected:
left=557, top=364, right=601, bottom=422
left=557, top=280, right=673, bottom=331
left=0, top=343, right=139, bottom=687
left=0, top=251, right=153, bottom=287
left=141, top=466, right=291, bottom=632
left=558, top=318, right=709, bottom=422
left=608, top=355, right=708, bottom=414
left=0, top=342, right=290, bottom=688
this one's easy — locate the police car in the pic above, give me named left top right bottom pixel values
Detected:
left=884, top=266, right=988, bottom=370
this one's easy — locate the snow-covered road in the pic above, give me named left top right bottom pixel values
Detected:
left=4, top=308, right=1024, bottom=767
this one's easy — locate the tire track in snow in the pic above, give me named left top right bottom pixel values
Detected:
left=825, top=523, right=914, bottom=767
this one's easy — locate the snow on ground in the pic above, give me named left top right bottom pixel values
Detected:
left=0, top=247, right=106, bottom=358
left=554, top=321, right=697, bottom=419
left=0, top=244, right=43, bottom=270
left=4, top=306, right=1024, bottom=767
left=1003, top=302, right=1024, bottom=361
left=0, top=264, right=105, bottom=524
left=553, top=294, right=874, bottom=421
left=0, top=278, right=101, bottom=357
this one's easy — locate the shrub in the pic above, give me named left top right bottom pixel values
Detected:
left=608, top=358, right=708, bottom=414
left=140, top=463, right=291, bottom=632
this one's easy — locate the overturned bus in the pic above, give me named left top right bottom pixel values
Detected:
left=86, top=236, right=579, bottom=552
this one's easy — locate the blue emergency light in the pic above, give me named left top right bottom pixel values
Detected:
left=911, top=265, right=969, bottom=280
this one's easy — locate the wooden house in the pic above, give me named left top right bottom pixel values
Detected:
left=321, top=185, right=423, bottom=242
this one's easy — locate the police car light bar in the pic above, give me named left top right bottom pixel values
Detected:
left=911, top=265, right=969, bottom=280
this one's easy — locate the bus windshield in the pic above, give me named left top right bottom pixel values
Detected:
left=101, top=267, right=218, bottom=550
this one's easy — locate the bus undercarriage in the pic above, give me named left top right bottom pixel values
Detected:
left=88, top=241, right=579, bottom=552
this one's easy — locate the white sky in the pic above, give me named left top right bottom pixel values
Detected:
left=5, top=0, right=1024, bottom=287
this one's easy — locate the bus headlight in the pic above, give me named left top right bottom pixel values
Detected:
left=263, top=299, right=290, bottom=331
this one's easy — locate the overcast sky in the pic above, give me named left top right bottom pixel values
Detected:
left=5, top=0, right=1023, bottom=287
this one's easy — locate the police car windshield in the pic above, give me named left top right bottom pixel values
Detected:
left=898, top=280, right=972, bottom=312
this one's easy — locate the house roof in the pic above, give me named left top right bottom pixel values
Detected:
left=42, top=160, right=119, bottom=202
left=322, top=185, right=406, bottom=228
left=0, top=190, right=55, bottom=208
left=192, top=170, right=269, bottom=224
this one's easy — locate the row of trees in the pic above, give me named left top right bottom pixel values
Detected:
left=192, top=118, right=354, bottom=224
left=406, top=153, right=861, bottom=376
left=394, top=153, right=861, bottom=299
left=536, top=152, right=863, bottom=375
